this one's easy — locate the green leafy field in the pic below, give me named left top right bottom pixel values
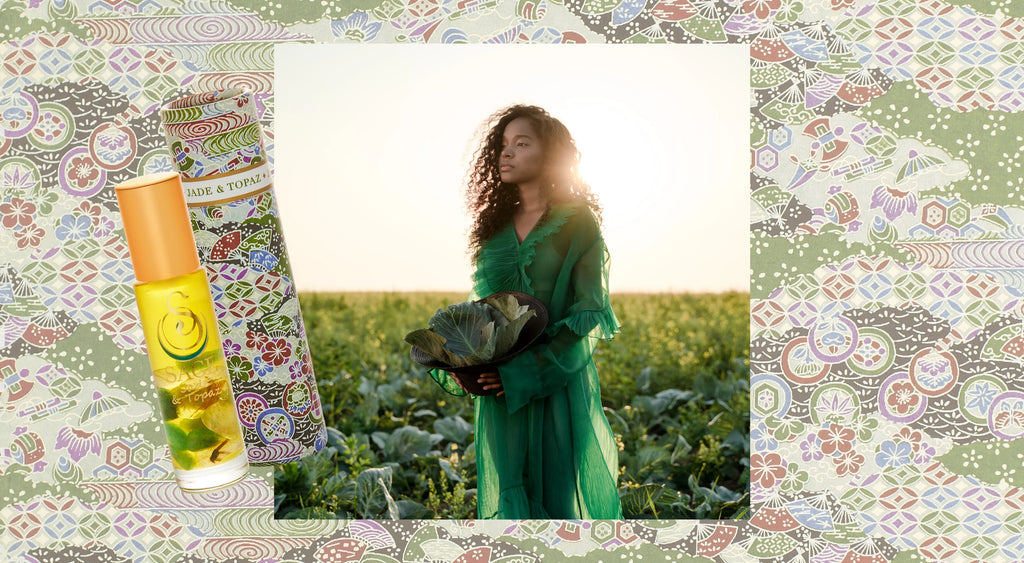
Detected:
left=274, top=292, right=750, bottom=520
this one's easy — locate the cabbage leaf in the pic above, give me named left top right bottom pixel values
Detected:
left=405, top=295, right=537, bottom=367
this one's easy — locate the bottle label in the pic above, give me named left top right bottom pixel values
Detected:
left=180, top=161, right=272, bottom=207
left=157, top=291, right=210, bottom=362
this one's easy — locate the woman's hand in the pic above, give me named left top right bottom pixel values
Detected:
left=477, top=371, right=504, bottom=396
left=447, top=372, right=469, bottom=394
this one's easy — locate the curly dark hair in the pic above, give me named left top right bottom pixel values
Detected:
left=465, top=104, right=601, bottom=256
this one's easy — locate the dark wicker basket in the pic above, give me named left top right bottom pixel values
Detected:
left=410, top=291, right=548, bottom=396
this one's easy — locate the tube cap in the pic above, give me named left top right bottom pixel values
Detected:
left=115, top=172, right=200, bottom=283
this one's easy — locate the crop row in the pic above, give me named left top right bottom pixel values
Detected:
left=274, top=292, right=750, bottom=520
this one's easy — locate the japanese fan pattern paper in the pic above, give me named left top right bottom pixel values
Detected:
left=3, top=0, right=1024, bottom=561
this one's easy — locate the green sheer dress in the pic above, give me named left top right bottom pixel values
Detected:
left=431, top=201, right=623, bottom=519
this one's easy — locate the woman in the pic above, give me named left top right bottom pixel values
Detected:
left=431, top=105, right=623, bottom=519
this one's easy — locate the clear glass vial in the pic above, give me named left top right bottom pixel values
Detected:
left=116, top=172, right=249, bottom=493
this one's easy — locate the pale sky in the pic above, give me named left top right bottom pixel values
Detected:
left=273, top=44, right=749, bottom=293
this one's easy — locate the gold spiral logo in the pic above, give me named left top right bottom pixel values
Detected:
left=156, top=291, right=208, bottom=361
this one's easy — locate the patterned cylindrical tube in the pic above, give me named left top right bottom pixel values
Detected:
left=159, top=89, right=325, bottom=464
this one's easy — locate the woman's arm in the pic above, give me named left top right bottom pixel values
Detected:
left=497, top=230, right=617, bottom=413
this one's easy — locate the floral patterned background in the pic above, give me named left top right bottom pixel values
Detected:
left=3, top=0, right=1024, bottom=561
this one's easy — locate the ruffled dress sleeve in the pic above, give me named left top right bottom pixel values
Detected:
left=428, top=367, right=469, bottom=397
left=496, top=204, right=620, bottom=414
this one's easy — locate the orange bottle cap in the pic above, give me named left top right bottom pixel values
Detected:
left=115, top=172, right=201, bottom=283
